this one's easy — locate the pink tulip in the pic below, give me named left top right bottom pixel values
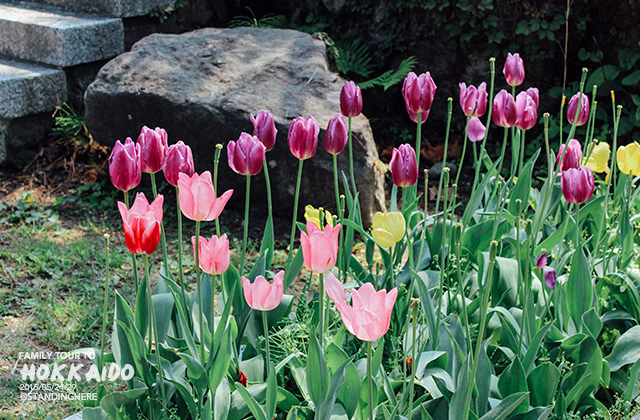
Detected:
left=288, top=116, right=319, bottom=160
left=515, top=91, right=538, bottom=130
left=163, top=141, right=195, bottom=187
left=191, top=234, right=230, bottom=275
left=389, top=144, right=418, bottom=187
left=324, top=273, right=397, bottom=342
left=556, top=139, right=583, bottom=173
left=300, top=220, right=341, bottom=274
left=503, top=53, right=525, bottom=86
left=177, top=171, right=233, bottom=222
left=526, top=87, right=539, bottom=108
left=340, top=81, right=363, bottom=118
left=227, top=132, right=266, bottom=176
left=250, top=110, right=277, bottom=152
left=242, top=271, right=285, bottom=311
left=137, top=126, right=168, bottom=174
left=492, top=90, right=518, bottom=128
left=324, top=114, right=348, bottom=155
left=561, top=166, right=595, bottom=204
left=402, top=72, right=437, bottom=115
left=567, top=92, right=589, bottom=126
left=117, top=193, right=163, bottom=255
left=459, top=82, right=487, bottom=117
left=109, top=137, right=141, bottom=192
left=467, top=116, right=486, bottom=142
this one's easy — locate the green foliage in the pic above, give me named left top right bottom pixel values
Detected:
left=149, top=0, right=188, bottom=23
left=228, top=7, right=286, bottom=29
left=0, top=192, right=59, bottom=226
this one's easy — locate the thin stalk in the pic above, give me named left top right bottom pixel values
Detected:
left=99, top=234, right=111, bottom=372
left=240, top=175, right=251, bottom=275
left=414, top=111, right=423, bottom=201
left=559, top=95, right=566, bottom=148
left=532, top=115, right=553, bottom=237
left=453, top=113, right=471, bottom=189
left=150, top=173, right=169, bottom=270
left=262, top=310, right=271, bottom=370
left=124, top=191, right=139, bottom=291
left=367, top=341, right=374, bottom=420
left=333, top=155, right=345, bottom=280
left=519, top=130, right=526, bottom=177
left=287, top=160, right=304, bottom=266
left=435, top=169, right=450, bottom=346
left=319, top=273, right=326, bottom=348
left=348, top=117, right=357, bottom=194
left=471, top=57, right=496, bottom=193
left=454, top=233, right=472, bottom=350
left=408, top=301, right=418, bottom=415
left=213, top=144, right=223, bottom=237
left=194, top=221, right=205, bottom=366
left=496, top=127, right=509, bottom=189
left=175, top=187, right=188, bottom=309
left=435, top=99, right=453, bottom=216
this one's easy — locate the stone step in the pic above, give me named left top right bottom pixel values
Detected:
left=0, top=57, right=66, bottom=118
left=9, top=0, right=175, bottom=17
left=0, top=1, right=124, bottom=67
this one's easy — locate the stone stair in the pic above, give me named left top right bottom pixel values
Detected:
left=0, top=0, right=172, bottom=166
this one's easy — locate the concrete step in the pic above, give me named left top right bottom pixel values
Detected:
left=17, top=0, right=174, bottom=17
left=0, top=57, right=66, bottom=118
left=0, top=2, right=124, bottom=67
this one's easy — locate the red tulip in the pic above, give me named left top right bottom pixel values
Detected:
left=561, top=166, right=595, bottom=204
left=402, top=72, right=437, bottom=115
left=177, top=171, right=233, bottom=222
left=389, top=144, right=418, bottom=187
left=288, top=116, right=319, bottom=160
left=137, top=126, right=168, bottom=174
left=503, top=52, right=525, bottom=86
left=227, top=132, right=266, bottom=176
left=325, top=273, right=397, bottom=342
left=191, top=234, right=230, bottom=275
left=567, top=92, right=589, bottom=126
left=117, top=192, right=163, bottom=255
left=250, top=110, right=277, bottom=152
left=242, top=271, right=285, bottom=311
left=556, top=139, right=583, bottom=173
left=340, top=81, right=363, bottom=118
left=459, top=82, right=487, bottom=117
left=324, top=114, right=348, bottom=155
left=515, top=90, right=538, bottom=130
left=492, top=90, right=518, bottom=128
left=300, top=220, right=341, bottom=274
left=163, top=141, right=194, bottom=187
left=109, top=137, right=141, bottom=192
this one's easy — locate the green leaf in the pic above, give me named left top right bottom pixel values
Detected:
left=448, top=355, right=470, bottom=420
left=307, top=331, right=327, bottom=407
left=358, top=56, right=418, bottom=90
left=587, top=65, right=620, bottom=92
left=134, top=274, right=149, bottom=344
left=462, top=158, right=501, bottom=226
left=235, top=383, right=268, bottom=420
left=326, top=344, right=361, bottom=419
left=284, top=248, right=304, bottom=290
left=621, top=69, right=640, bottom=86
left=606, top=325, right=640, bottom=371
left=497, top=358, right=529, bottom=415
left=214, top=379, right=231, bottom=420
left=260, top=211, right=274, bottom=269
left=112, top=292, right=136, bottom=389
left=316, top=360, right=349, bottom=419
left=266, top=364, right=277, bottom=420
left=565, top=245, right=593, bottom=329
left=527, top=362, right=560, bottom=406
left=506, top=150, right=539, bottom=216
left=151, top=293, right=174, bottom=343
left=478, top=392, right=529, bottom=420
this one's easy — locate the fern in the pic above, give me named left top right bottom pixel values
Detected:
left=228, top=7, right=286, bottom=29
left=358, top=56, right=418, bottom=90
left=335, top=39, right=376, bottom=79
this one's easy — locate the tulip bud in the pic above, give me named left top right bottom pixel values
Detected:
left=340, top=81, right=363, bottom=118
left=566, top=92, right=589, bottom=126
left=137, top=126, right=168, bottom=174
left=561, top=166, right=595, bottom=204
left=525, top=220, right=532, bottom=237
left=109, top=137, right=141, bottom=192
left=489, top=241, right=498, bottom=262
left=515, top=91, right=538, bottom=130
left=250, top=110, right=277, bottom=152
left=454, top=224, right=462, bottom=244
left=443, top=167, right=450, bottom=186
left=459, top=82, right=487, bottom=117
left=288, top=116, right=319, bottom=160
left=402, top=72, right=437, bottom=115
left=227, top=132, right=266, bottom=176
left=492, top=90, right=518, bottom=128
left=536, top=251, right=548, bottom=269
left=323, top=114, right=348, bottom=155
left=389, top=144, right=418, bottom=187
left=515, top=199, right=522, bottom=216
left=556, top=139, right=583, bottom=173
left=163, top=141, right=195, bottom=187
left=543, top=266, right=557, bottom=290
left=503, top=52, right=525, bottom=86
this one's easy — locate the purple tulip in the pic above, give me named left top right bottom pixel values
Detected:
left=526, top=87, right=539, bottom=108
left=459, top=82, right=487, bottom=117
left=567, top=92, right=589, bottom=126
left=467, top=116, right=486, bottom=142
left=109, top=137, right=141, bottom=192
left=503, top=52, right=525, bottom=86
left=340, top=81, right=363, bottom=118
left=515, top=91, right=538, bottom=130
left=163, top=141, right=195, bottom=187
left=492, top=90, right=518, bottom=128
left=556, top=139, right=583, bottom=173
left=402, top=72, right=437, bottom=115
left=324, top=114, right=348, bottom=155
left=228, top=133, right=266, bottom=176
left=137, top=126, right=168, bottom=174
left=536, top=252, right=548, bottom=269
left=250, top=110, right=277, bottom=152
left=288, top=116, right=319, bottom=160
left=543, top=266, right=557, bottom=290
left=561, top=166, right=595, bottom=204
left=389, top=144, right=418, bottom=187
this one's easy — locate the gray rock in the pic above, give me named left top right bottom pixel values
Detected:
left=0, top=2, right=124, bottom=67
left=85, top=27, right=386, bottom=226
left=428, top=161, right=458, bottom=181
left=24, top=0, right=174, bottom=17
left=0, top=112, right=55, bottom=167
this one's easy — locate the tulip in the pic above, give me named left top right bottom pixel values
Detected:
left=561, top=166, right=595, bottom=204
left=515, top=91, right=538, bottom=131
left=191, top=234, right=229, bottom=275
left=177, top=171, right=233, bottom=222
left=556, top=139, right=583, bottom=173
left=340, top=81, right=363, bottom=118
left=503, top=52, right=525, bottom=86
left=250, top=110, right=277, bottom=152
left=407, top=109, right=429, bottom=123
left=402, top=72, right=437, bottom=115
left=467, top=117, right=487, bottom=143
left=389, top=144, right=418, bottom=187
left=109, top=137, right=141, bottom=192
left=566, top=92, right=590, bottom=126
left=543, top=267, right=557, bottom=290
left=459, top=82, right=487, bottom=117
left=492, top=90, right=518, bottom=127
left=324, top=273, right=397, bottom=342
left=288, top=116, right=319, bottom=160
left=616, top=142, right=640, bottom=176
left=324, top=114, right=348, bottom=155
left=163, top=141, right=195, bottom=187
left=300, top=220, right=341, bottom=274
left=227, top=132, right=266, bottom=176
left=117, top=193, right=163, bottom=255
left=137, top=126, right=168, bottom=174
left=371, top=211, right=406, bottom=248
left=585, top=142, right=611, bottom=175
left=526, top=87, right=539, bottom=108
left=241, top=271, right=284, bottom=311
left=536, top=252, right=548, bottom=269
left=304, top=204, right=335, bottom=228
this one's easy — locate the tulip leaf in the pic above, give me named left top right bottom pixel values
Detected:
left=265, top=364, right=277, bottom=420
left=565, top=245, right=594, bottom=329
left=112, top=292, right=137, bottom=389
left=260, top=212, right=274, bottom=269
left=326, top=343, right=361, bottom=419
left=447, top=355, right=470, bottom=420
left=606, top=325, right=640, bottom=371
left=527, top=362, right=560, bottom=407
left=284, top=248, right=304, bottom=291
left=234, top=382, right=268, bottom=420
left=134, top=273, right=149, bottom=345
left=506, top=149, right=539, bottom=216
left=623, top=359, right=640, bottom=403
left=214, top=378, right=231, bottom=420
left=307, top=331, right=327, bottom=407
left=228, top=383, right=267, bottom=420
left=478, top=392, right=529, bottom=420
left=497, top=358, right=529, bottom=415
left=315, top=359, right=349, bottom=419
left=151, top=293, right=174, bottom=343
left=248, top=251, right=267, bottom=282
left=397, top=238, right=432, bottom=285
left=522, top=323, right=553, bottom=374
left=462, top=158, right=501, bottom=226
left=462, top=218, right=509, bottom=260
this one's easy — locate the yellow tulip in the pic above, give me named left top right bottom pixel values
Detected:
left=617, top=142, right=640, bottom=176
left=585, top=141, right=610, bottom=175
left=371, top=211, right=406, bottom=248
left=304, top=204, right=335, bottom=228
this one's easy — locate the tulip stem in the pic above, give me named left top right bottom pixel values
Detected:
left=454, top=113, right=471, bottom=189
left=262, top=310, right=271, bottom=372
left=213, top=144, right=223, bottom=237
left=435, top=99, right=453, bottom=217
left=414, top=111, right=423, bottom=201
left=519, top=130, right=526, bottom=177
left=195, top=221, right=205, bottom=366
left=99, top=234, right=110, bottom=373
left=175, top=187, right=189, bottom=313
left=150, top=173, right=169, bottom=273
left=470, top=58, right=495, bottom=195
left=124, top=190, right=140, bottom=292
left=348, top=117, right=357, bottom=194
left=319, top=273, right=326, bottom=348
left=240, top=175, right=251, bottom=275
left=408, top=301, right=417, bottom=416
left=287, top=160, right=304, bottom=266
left=332, top=155, right=345, bottom=280
left=367, top=340, right=374, bottom=420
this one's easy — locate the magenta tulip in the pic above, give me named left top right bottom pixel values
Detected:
left=340, top=81, right=363, bottom=118
left=288, top=116, right=319, bottom=160
left=492, top=90, right=518, bottom=128
left=556, top=139, right=583, bottom=173
left=324, top=114, right=348, bottom=155
left=117, top=192, right=163, bottom=255
left=459, top=82, right=487, bottom=117
left=300, top=220, right=341, bottom=274
left=515, top=90, right=538, bottom=130
left=191, top=234, right=230, bottom=275
left=177, top=171, right=233, bottom=222
left=467, top=117, right=487, bottom=142
left=227, top=132, right=266, bottom=176
left=242, top=271, right=284, bottom=311
left=526, top=87, right=539, bottom=108
left=250, top=110, right=277, bottom=152
left=163, top=141, right=195, bottom=187
left=137, top=126, right=168, bottom=174
left=503, top=52, right=525, bottom=86
left=109, top=137, right=141, bottom=192
left=543, top=267, right=557, bottom=290
left=536, top=252, right=548, bottom=269
left=325, top=273, right=397, bottom=342
left=567, top=92, right=589, bottom=126
left=402, top=72, right=437, bottom=115
left=389, top=144, right=418, bottom=187
left=561, top=166, right=595, bottom=204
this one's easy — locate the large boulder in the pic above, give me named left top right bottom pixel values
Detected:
left=85, top=27, right=386, bottom=226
